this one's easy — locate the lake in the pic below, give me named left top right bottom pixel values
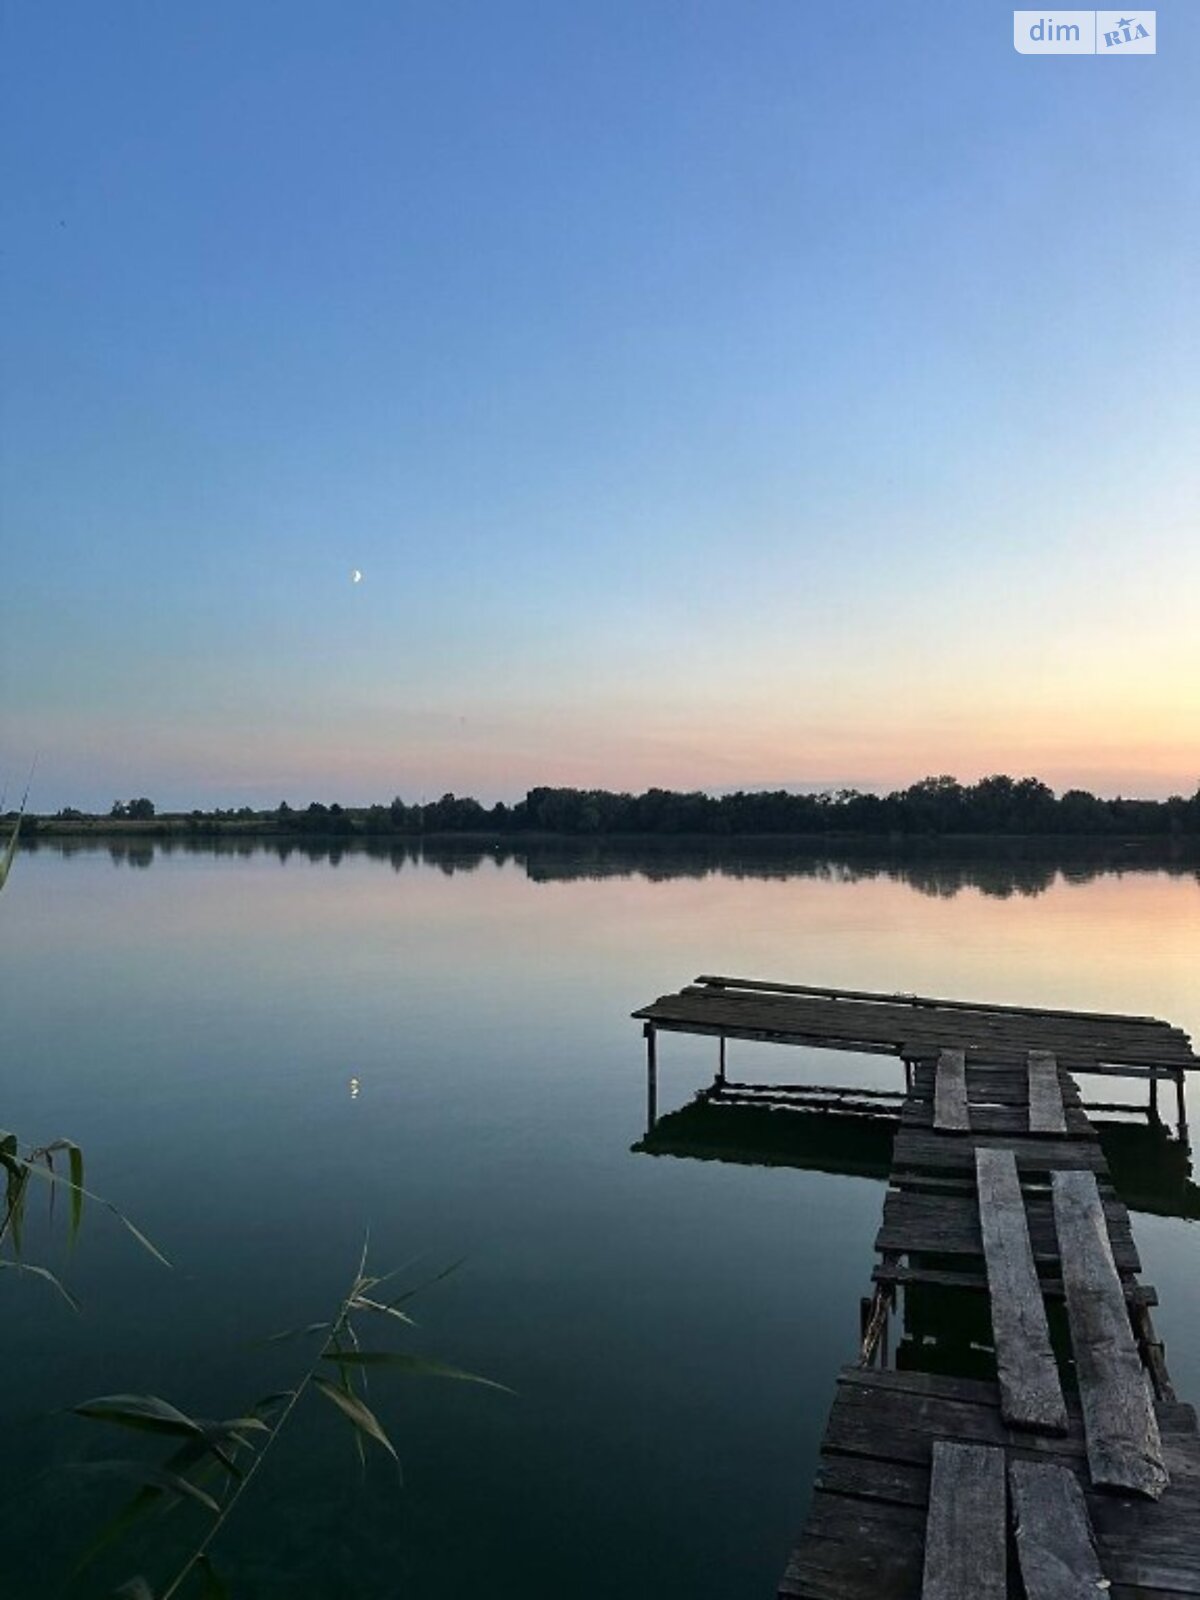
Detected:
left=3, top=837, right=1198, bottom=1597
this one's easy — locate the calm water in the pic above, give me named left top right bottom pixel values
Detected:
left=3, top=838, right=1199, bottom=1597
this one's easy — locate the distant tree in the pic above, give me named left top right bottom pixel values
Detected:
left=896, top=775, right=966, bottom=833
left=1058, top=789, right=1111, bottom=833
left=127, top=798, right=155, bottom=820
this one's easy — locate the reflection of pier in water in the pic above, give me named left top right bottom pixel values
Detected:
left=637, top=1067, right=1197, bottom=1219
left=631, top=976, right=1200, bottom=1599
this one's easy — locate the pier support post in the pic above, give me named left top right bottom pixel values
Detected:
left=644, top=1023, right=658, bottom=1133
left=1149, top=1070, right=1160, bottom=1123
left=1177, top=1068, right=1189, bottom=1148
left=718, top=1034, right=727, bottom=1085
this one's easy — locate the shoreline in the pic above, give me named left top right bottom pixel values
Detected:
left=16, top=818, right=1200, bottom=848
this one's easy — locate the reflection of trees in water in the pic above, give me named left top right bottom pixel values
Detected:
left=26, top=834, right=1200, bottom=899
left=108, top=842, right=153, bottom=869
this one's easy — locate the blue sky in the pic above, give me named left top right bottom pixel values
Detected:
left=2, top=2, right=1197, bottom=809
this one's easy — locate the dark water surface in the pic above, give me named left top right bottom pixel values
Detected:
left=3, top=839, right=1198, bottom=1597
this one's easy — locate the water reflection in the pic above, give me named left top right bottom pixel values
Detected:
left=634, top=1071, right=1198, bottom=1221
left=635, top=1061, right=1197, bottom=1403
left=634, top=1096, right=896, bottom=1182
left=107, top=841, right=154, bottom=868
left=1096, top=1120, right=1200, bottom=1219
left=27, top=833, right=1200, bottom=899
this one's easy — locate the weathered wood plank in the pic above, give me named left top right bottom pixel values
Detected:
left=639, top=1004, right=1193, bottom=1074
left=778, top=1491, right=926, bottom=1599
left=1029, top=1050, right=1068, bottom=1134
left=933, top=1048, right=969, bottom=1132
left=920, top=1440, right=1006, bottom=1600
left=1010, top=1459, right=1107, bottom=1600
left=976, top=1148, right=1068, bottom=1434
left=910, top=1062, right=1083, bottom=1107
left=872, top=1260, right=1157, bottom=1307
left=904, top=1100, right=1095, bottom=1138
left=877, top=1187, right=1141, bottom=1274
left=691, top=974, right=1165, bottom=1028
left=1052, top=1169, right=1169, bottom=1499
left=635, top=983, right=1200, bottom=1071
left=892, top=1126, right=1107, bottom=1174
left=831, top=1363, right=1198, bottom=1444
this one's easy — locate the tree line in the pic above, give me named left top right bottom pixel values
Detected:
left=28, top=774, right=1200, bottom=838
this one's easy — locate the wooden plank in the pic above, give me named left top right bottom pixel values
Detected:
left=872, top=1260, right=1157, bottom=1307
left=825, top=1381, right=1085, bottom=1470
left=632, top=1015, right=900, bottom=1057
left=904, top=1101, right=1095, bottom=1138
left=831, top=1363, right=1198, bottom=1444
left=815, top=1450, right=929, bottom=1508
left=975, top=1148, right=1069, bottom=1434
left=652, top=984, right=1200, bottom=1063
left=910, top=1062, right=1083, bottom=1106
left=1052, top=1169, right=1169, bottom=1499
left=876, top=1187, right=1141, bottom=1274
left=892, top=1127, right=1107, bottom=1175
left=779, top=1491, right=926, bottom=1599
left=682, top=991, right=1182, bottom=1051
left=1029, top=1050, right=1068, bottom=1134
left=920, top=1440, right=1006, bottom=1600
left=692, top=974, right=1165, bottom=1028
left=1010, top=1459, right=1107, bottom=1600
left=933, top=1048, right=969, bottom=1132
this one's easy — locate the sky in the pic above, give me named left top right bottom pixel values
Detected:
left=1, top=1, right=1197, bottom=811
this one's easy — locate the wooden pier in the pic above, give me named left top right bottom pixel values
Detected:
left=632, top=977, right=1200, bottom=1600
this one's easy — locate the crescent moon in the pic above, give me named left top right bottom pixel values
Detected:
left=352, top=569, right=362, bottom=584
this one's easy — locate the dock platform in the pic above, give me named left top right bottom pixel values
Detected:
left=632, top=977, right=1200, bottom=1600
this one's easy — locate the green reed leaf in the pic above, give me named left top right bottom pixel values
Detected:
left=311, top=1376, right=398, bottom=1461
left=18, top=1159, right=171, bottom=1266
left=384, top=1258, right=465, bottom=1307
left=112, top=1209, right=171, bottom=1267
left=7, top=1167, right=27, bottom=1255
left=257, top=1320, right=330, bottom=1346
left=250, top=1389, right=294, bottom=1416
left=350, top=1294, right=416, bottom=1326
left=0, top=1258, right=80, bottom=1310
left=320, top=1349, right=513, bottom=1391
left=70, top=1487, right=161, bottom=1579
left=196, top=1556, right=230, bottom=1599
left=0, top=813, right=20, bottom=893
left=66, top=1140, right=84, bottom=1244
left=71, top=1460, right=221, bottom=1515
left=73, top=1394, right=205, bottom=1438
left=112, top=1578, right=157, bottom=1599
